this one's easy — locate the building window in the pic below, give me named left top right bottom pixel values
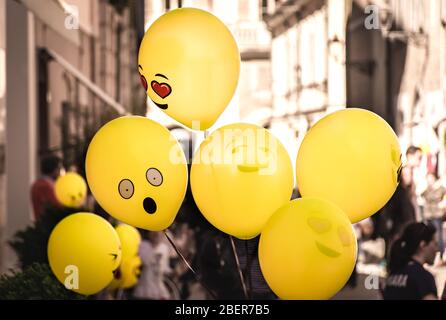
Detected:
left=261, top=0, right=268, bottom=16
left=238, top=0, right=250, bottom=21
left=441, top=0, right=446, bottom=27
left=392, top=0, right=425, bottom=33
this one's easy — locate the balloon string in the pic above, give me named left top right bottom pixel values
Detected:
left=163, top=231, right=217, bottom=300
left=116, top=288, right=124, bottom=300
left=245, top=239, right=252, bottom=298
left=229, top=236, right=249, bottom=299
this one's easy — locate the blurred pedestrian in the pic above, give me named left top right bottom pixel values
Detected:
left=133, top=231, right=171, bottom=300
left=30, top=155, right=62, bottom=221
left=382, top=222, right=438, bottom=300
left=422, top=172, right=446, bottom=261
left=379, top=146, right=422, bottom=258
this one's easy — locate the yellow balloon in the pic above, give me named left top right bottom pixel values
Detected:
left=191, top=123, right=293, bottom=239
left=109, top=256, right=142, bottom=290
left=108, top=224, right=142, bottom=290
left=259, top=198, right=357, bottom=300
left=138, top=8, right=240, bottom=130
left=296, top=108, right=401, bottom=223
left=54, top=172, right=87, bottom=207
left=47, top=213, right=122, bottom=295
left=115, top=224, right=141, bottom=259
left=85, top=116, right=188, bottom=231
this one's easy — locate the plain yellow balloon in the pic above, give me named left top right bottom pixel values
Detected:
left=296, top=108, right=402, bottom=223
left=54, top=172, right=87, bottom=207
left=109, top=256, right=142, bottom=290
left=115, top=224, right=141, bottom=259
left=85, top=116, right=188, bottom=231
left=138, top=8, right=240, bottom=130
left=259, top=198, right=357, bottom=300
left=191, top=123, right=294, bottom=239
left=47, top=213, right=122, bottom=296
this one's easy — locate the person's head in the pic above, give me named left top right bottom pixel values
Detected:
left=141, top=230, right=162, bottom=245
left=426, top=172, right=438, bottom=187
left=388, top=222, right=437, bottom=274
left=40, top=155, right=62, bottom=180
left=406, top=146, right=422, bottom=168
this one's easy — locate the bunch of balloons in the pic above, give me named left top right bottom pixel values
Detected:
left=259, top=108, right=401, bottom=299
left=48, top=7, right=402, bottom=300
left=49, top=7, right=238, bottom=296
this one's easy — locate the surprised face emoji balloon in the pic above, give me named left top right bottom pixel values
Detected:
left=85, top=116, right=188, bottom=231
left=138, top=8, right=240, bottom=130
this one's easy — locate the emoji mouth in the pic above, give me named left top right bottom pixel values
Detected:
left=143, top=197, right=157, bottom=214
left=315, top=241, right=341, bottom=258
left=237, top=162, right=269, bottom=173
left=113, top=267, right=122, bottom=280
left=150, top=98, right=168, bottom=110
left=237, top=165, right=260, bottom=173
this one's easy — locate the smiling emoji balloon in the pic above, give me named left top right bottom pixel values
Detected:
left=85, top=116, right=188, bottom=231
left=47, top=213, right=122, bottom=295
left=191, top=123, right=293, bottom=239
left=55, top=172, right=87, bottom=208
left=259, top=198, right=357, bottom=300
left=138, top=8, right=240, bottom=130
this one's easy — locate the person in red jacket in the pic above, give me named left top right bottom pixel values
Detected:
left=30, top=155, right=62, bottom=221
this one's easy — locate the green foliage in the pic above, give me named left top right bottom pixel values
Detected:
left=0, top=263, right=85, bottom=300
left=9, top=206, right=87, bottom=269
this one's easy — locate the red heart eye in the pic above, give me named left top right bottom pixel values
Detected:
left=140, top=74, right=148, bottom=91
left=151, top=81, right=172, bottom=99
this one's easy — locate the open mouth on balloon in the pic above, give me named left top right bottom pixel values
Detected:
left=150, top=98, right=168, bottom=110
left=113, top=268, right=122, bottom=280
left=143, top=197, right=157, bottom=214
left=315, top=241, right=341, bottom=258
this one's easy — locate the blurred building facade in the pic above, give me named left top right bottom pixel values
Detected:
left=264, top=0, right=446, bottom=182
left=349, top=0, right=446, bottom=180
left=0, top=0, right=144, bottom=272
left=263, top=0, right=349, bottom=168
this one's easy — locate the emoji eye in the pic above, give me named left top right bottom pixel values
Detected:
left=307, top=217, right=332, bottom=234
left=338, top=226, right=352, bottom=246
left=146, top=168, right=163, bottom=187
left=78, top=192, right=82, bottom=198
left=140, top=74, right=148, bottom=91
left=118, top=179, right=134, bottom=199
